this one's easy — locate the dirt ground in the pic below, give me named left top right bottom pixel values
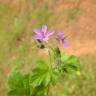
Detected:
left=66, top=0, right=96, bottom=55
left=51, top=0, right=96, bottom=55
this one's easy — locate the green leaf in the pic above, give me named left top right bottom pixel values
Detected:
left=8, top=71, right=24, bottom=89
left=50, top=70, right=59, bottom=85
left=61, top=53, right=70, bottom=62
left=7, top=71, right=30, bottom=96
left=54, top=47, right=61, bottom=59
left=35, top=58, right=49, bottom=69
left=30, top=67, right=59, bottom=95
left=44, top=71, right=51, bottom=86
left=31, top=85, right=45, bottom=96
left=60, top=53, right=80, bottom=73
left=30, top=68, right=51, bottom=87
left=8, top=88, right=26, bottom=96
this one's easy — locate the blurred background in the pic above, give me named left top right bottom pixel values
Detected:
left=0, top=0, right=96, bottom=96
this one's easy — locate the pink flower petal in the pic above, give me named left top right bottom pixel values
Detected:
left=34, top=35, right=42, bottom=40
left=46, top=31, right=54, bottom=37
left=43, top=37, right=49, bottom=42
left=33, top=28, right=41, bottom=35
left=42, top=25, right=47, bottom=34
left=57, top=32, right=63, bottom=40
left=63, top=40, right=68, bottom=48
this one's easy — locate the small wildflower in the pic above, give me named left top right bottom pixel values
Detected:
left=33, top=25, right=54, bottom=42
left=57, top=32, right=68, bottom=48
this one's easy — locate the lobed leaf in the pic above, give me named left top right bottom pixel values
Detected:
left=7, top=71, right=30, bottom=96
left=60, top=53, right=80, bottom=73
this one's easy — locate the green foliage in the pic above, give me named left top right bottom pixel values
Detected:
left=31, top=85, right=45, bottom=96
left=7, top=68, right=58, bottom=96
left=30, top=68, right=58, bottom=88
left=30, top=58, right=59, bottom=88
left=34, top=58, right=50, bottom=69
left=7, top=52, right=80, bottom=96
left=30, top=68, right=50, bottom=87
left=60, top=53, right=80, bottom=73
left=7, top=71, right=46, bottom=96
left=7, top=71, right=30, bottom=96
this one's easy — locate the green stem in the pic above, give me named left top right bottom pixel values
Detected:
left=46, top=85, right=50, bottom=96
left=48, top=49, right=52, bottom=69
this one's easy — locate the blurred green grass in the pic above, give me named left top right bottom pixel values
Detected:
left=0, top=1, right=96, bottom=96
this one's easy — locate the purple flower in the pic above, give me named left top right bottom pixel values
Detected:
left=57, top=32, right=68, bottom=47
left=33, top=25, right=54, bottom=42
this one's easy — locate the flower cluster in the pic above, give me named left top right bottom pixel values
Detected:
left=33, top=25, right=68, bottom=48
left=33, top=25, right=54, bottom=42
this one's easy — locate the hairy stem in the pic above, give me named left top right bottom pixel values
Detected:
left=48, top=49, right=52, bottom=69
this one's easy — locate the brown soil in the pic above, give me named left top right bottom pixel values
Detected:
left=53, top=0, right=96, bottom=55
